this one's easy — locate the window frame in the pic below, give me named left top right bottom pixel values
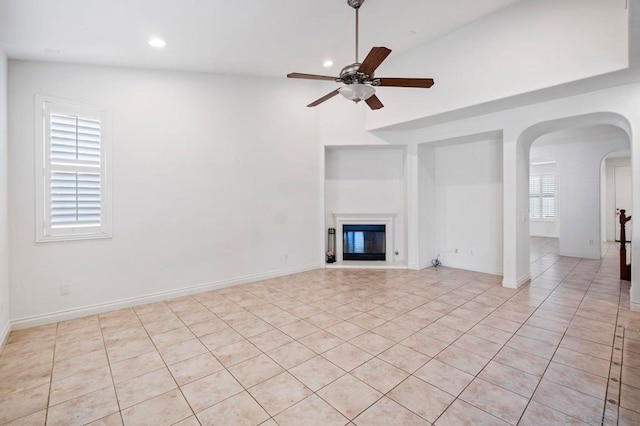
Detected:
left=35, top=95, right=113, bottom=242
left=529, top=172, right=558, bottom=222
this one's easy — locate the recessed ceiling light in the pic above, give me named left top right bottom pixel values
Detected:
left=148, top=38, right=166, bottom=48
left=323, top=60, right=334, bottom=68
left=43, top=48, right=60, bottom=55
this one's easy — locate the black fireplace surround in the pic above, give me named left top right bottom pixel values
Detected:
left=343, top=224, right=386, bottom=261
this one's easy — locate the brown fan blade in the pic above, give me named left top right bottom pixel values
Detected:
left=358, top=47, right=392, bottom=75
left=307, top=89, right=340, bottom=107
left=377, top=78, right=435, bottom=88
left=365, top=95, right=384, bottom=110
left=287, top=73, right=338, bottom=81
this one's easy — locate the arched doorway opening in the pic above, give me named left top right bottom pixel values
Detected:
left=515, top=113, right=633, bottom=292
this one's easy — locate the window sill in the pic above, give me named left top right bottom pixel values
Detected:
left=36, top=232, right=112, bottom=243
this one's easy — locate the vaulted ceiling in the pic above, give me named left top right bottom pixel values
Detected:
left=0, top=0, right=522, bottom=77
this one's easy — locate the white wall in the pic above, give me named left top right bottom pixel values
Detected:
left=8, top=60, right=323, bottom=325
left=418, top=144, right=436, bottom=268
left=325, top=147, right=405, bottom=262
left=366, top=0, right=628, bottom=130
left=530, top=131, right=629, bottom=259
left=0, top=50, right=9, bottom=344
left=530, top=220, right=559, bottom=239
left=430, top=138, right=503, bottom=275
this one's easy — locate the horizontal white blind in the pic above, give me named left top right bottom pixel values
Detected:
left=529, top=174, right=556, bottom=219
left=50, top=172, right=101, bottom=227
left=541, top=175, right=555, bottom=219
left=51, top=114, right=101, bottom=165
left=529, top=175, right=540, bottom=218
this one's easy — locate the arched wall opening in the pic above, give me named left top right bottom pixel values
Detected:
left=514, top=112, right=633, bottom=292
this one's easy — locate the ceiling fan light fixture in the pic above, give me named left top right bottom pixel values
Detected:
left=339, top=83, right=375, bottom=103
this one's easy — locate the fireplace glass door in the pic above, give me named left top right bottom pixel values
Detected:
left=343, top=224, right=386, bottom=261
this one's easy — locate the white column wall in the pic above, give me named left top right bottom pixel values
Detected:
left=417, top=144, right=436, bottom=269
left=0, top=50, right=9, bottom=345
left=405, top=144, right=420, bottom=270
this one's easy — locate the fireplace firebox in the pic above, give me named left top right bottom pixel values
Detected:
left=343, top=224, right=386, bottom=261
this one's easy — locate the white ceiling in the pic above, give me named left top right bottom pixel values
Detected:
left=0, top=0, right=522, bottom=78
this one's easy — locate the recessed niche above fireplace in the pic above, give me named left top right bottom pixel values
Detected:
left=343, top=224, right=386, bottom=261
left=333, top=213, right=395, bottom=263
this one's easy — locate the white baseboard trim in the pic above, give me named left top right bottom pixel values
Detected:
left=419, top=259, right=434, bottom=270
left=11, top=263, right=323, bottom=330
left=502, top=272, right=531, bottom=289
left=631, top=301, right=640, bottom=312
left=0, top=320, right=11, bottom=353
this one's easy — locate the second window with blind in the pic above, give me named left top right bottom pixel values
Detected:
left=35, top=96, right=112, bottom=242
left=529, top=173, right=557, bottom=220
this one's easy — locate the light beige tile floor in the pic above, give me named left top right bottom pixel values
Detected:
left=1, top=241, right=639, bottom=425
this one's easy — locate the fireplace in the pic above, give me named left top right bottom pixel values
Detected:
left=343, top=224, right=386, bottom=261
left=333, top=213, right=395, bottom=263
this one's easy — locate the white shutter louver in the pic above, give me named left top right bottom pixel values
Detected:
left=529, top=175, right=541, bottom=219
left=50, top=172, right=101, bottom=227
left=48, top=110, right=103, bottom=230
left=51, top=114, right=101, bottom=165
left=541, top=175, right=555, bottom=219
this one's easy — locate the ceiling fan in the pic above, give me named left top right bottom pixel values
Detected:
left=287, top=0, right=434, bottom=110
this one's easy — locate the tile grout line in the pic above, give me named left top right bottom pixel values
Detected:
left=43, top=321, right=60, bottom=425
left=512, top=256, right=607, bottom=425
left=181, top=297, right=282, bottom=424
left=1, top=251, right=632, bottom=425
left=432, top=256, right=584, bottom=425
left=603, top=325, right=623, bottom=425
left=602, top=249, right=626, bottom=426
left=97, top=314, right=125, bottom=425
left=130, top=305, right=199, bottom=425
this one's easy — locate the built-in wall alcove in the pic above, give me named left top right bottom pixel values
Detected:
left=417, top=133, right=504, bottom=276
left=324, top=146, right=407, bottom=268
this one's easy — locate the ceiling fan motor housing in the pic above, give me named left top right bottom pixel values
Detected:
left=340, top=62, right=378, bottom=85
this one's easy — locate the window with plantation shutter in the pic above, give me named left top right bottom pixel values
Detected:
left=529, top=173, right=557, bottom=220
left=36, top=96, right=112, bottom=242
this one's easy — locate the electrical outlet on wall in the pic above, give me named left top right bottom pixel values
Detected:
left=60, top=285, right=70, bottom=296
